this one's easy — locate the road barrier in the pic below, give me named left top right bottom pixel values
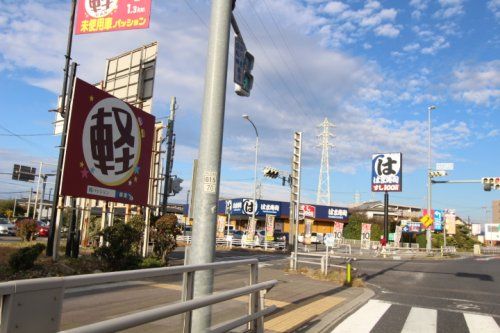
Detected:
left=290, top=251, right=356, bottom=278
left=0, top=259, right=277, bottom=333
left=176, top=235, right=286, bottom=251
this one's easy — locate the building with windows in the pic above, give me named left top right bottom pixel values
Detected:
left=493, top=200, right=500, bottom=224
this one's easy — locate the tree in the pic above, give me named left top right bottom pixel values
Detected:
left=150, top=214, right=181, bottom=264
left=344, top=213, right=382, bottom=241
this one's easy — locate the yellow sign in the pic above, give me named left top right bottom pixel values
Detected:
left=420, top=215, right=434, bottom=228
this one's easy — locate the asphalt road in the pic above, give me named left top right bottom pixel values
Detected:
left=332, top=256, right=500, bottom=332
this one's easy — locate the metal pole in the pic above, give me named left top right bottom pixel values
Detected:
left=243, top=115, right=259, bottom=230
left=383, top=191, right=389, bottom=241
left=426, top=106, right=435, bottom=251
left=13, top=197, right=17, bottom=218
left=26, top=188, right=32, bottom=217
left=189, top=1, right=232, bottom=330
left=47, top=0, right=77, bottom=254
left=38, top=175, right=47, bottom=221
left=162, top=97, right=177, bottom=214
left=33, top=162, right=43, bottom=219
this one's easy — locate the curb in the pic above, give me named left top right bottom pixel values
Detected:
left=304, top=287, right=375, bottom=333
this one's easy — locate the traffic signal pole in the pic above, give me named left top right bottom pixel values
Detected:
left=188, top=1, right=232, bottom=331
left=161, top=97, right=177, bottom=215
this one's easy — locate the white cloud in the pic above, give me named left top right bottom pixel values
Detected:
left=410, top=0, right=430, bottom=19
left=436, top=0, right=465, bottom=18
left=403, top=43, right=420, bottom=52
left=487, top=129, right=500, bottom=137
left=488, top=0, right=500, bottom=19
left=374, top=24, right=400, bottom=37
left=421, top=36, right=450, bottom=54
left=322, top=1, right=348, bottom=15
left=451, top=61, right=500, bottom=106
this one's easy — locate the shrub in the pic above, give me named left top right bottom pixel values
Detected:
left=16, top=218, right=37, bottom=241
left=9, top=243, right=46, bottom=271
left=93, top=223, right=142, bottom=270
left=140, top=256, right=163, bottom=268
left=128, top=215, right=145, bottom=253
left=150, top=214, right=181, bottom=264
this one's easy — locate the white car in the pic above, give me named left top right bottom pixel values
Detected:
left=0, top=219, right=16, bottom=236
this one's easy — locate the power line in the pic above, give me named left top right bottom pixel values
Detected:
left=0, top=133, right=54, bottom=137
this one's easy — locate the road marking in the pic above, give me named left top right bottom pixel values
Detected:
left=401, top=307, right=437, bottom=332
left=151, top=283, right=290, bottom=308
left=266, top=296, right=344, bottom=332
left=331, top=299, right=390, bottom=333
left=150, top=283, right=182, bottom=291
left=464, top=312, right=500, bottom=333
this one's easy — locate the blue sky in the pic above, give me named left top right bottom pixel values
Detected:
left=0, top=0, right=499, bottom=222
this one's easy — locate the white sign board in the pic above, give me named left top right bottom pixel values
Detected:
left=436, top=163, right=454, bottom=171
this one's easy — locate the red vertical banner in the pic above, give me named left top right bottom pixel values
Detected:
left=75, top=0, right=152, bottom=35
left=61, top=78, right=155, bottom=206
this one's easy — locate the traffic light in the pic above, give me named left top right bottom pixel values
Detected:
left=263, top=166, right=279, bottom=179
left=168, top=176, right=183, bottom=195
left=235, top=51, right=254, bottom=97
left=482, top=177, right=500, bottom=191
left=429, top=170, right=447, bottom=178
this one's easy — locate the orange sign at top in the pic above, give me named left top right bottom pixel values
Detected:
left=75, top=0, right=151, bottom=35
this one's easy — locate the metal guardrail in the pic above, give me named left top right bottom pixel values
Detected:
left=481, top=246, right=500, bottom=255
left=0, top=259, right=277, bottom=333
left=290, top=251, right=355, bottom=277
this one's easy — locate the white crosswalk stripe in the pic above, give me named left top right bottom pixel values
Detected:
left=331, top=299, right=500, bottom=333
left=401, top=307, right=437, bottom=332
left=464, top=313, right=500, bottom=333
left=331, top=300, right=391, bottom=332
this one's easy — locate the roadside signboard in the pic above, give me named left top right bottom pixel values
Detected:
left=361, top=223, right=372, bottom=249
left=485, top=224, right=500, bottom=241
left=299, top=204, right=316, bottom=219
left=401, top=220, right=421, bottom=233
left=12, top=164, right=36, bottom=182
left=394, top=226, right=403, bottom=245
left=217, top=215, right=227, bottom=238
left=371, top=153, right=402, bottom=192
left=61, top=78, right=155, bottom=205
left=265, top=214, right=275, bottom=241
left=333, top=222, right=344, bottom=240
left=75, top=0, right=152, bottom=34
left=436, top=163, right=454, bottom=171
left=471, top=224, right=482, bottom=236
left=445, top=210, right=456, bottom=235
left=433, top=209, right=444, bottom=231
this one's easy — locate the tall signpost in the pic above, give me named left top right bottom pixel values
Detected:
left=371, top=153, right=403, bottom=241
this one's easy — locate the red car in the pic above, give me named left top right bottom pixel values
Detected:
left=36, top=221, right=49, bottom=237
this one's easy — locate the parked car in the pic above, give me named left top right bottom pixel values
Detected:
left=0, top=218, right=16, bottom=236
left=36, top=221, right=49, bottom=237
left=273, top=232, right=289, bottom=244
left=231, top=230, right=244, bottom=240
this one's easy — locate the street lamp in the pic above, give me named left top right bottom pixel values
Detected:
left=242, top=115, right=259, bottom=228
left=427, top=105, right=437, bottom=251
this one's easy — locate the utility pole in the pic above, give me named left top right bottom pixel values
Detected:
left=161, top=97, right=177, bottom=215
left=291, top=132, right=303, bottom=269
left=426, top=105, right=436, bottom=251
left=26, top=188, right=33, bottom=218
left=188, top=1, right=232, bottom=331
left=316, top=118, right=335, bottom=205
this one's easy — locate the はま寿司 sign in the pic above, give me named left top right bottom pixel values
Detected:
left=371, top=153, right=402, bottom=192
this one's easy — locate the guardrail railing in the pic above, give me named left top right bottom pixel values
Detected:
left=0, top=259, right=277, bottom=333
left=176, top=235, right=286, bottom=251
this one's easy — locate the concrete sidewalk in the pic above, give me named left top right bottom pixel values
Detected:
left=258, top=265, right=372, bottom=333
